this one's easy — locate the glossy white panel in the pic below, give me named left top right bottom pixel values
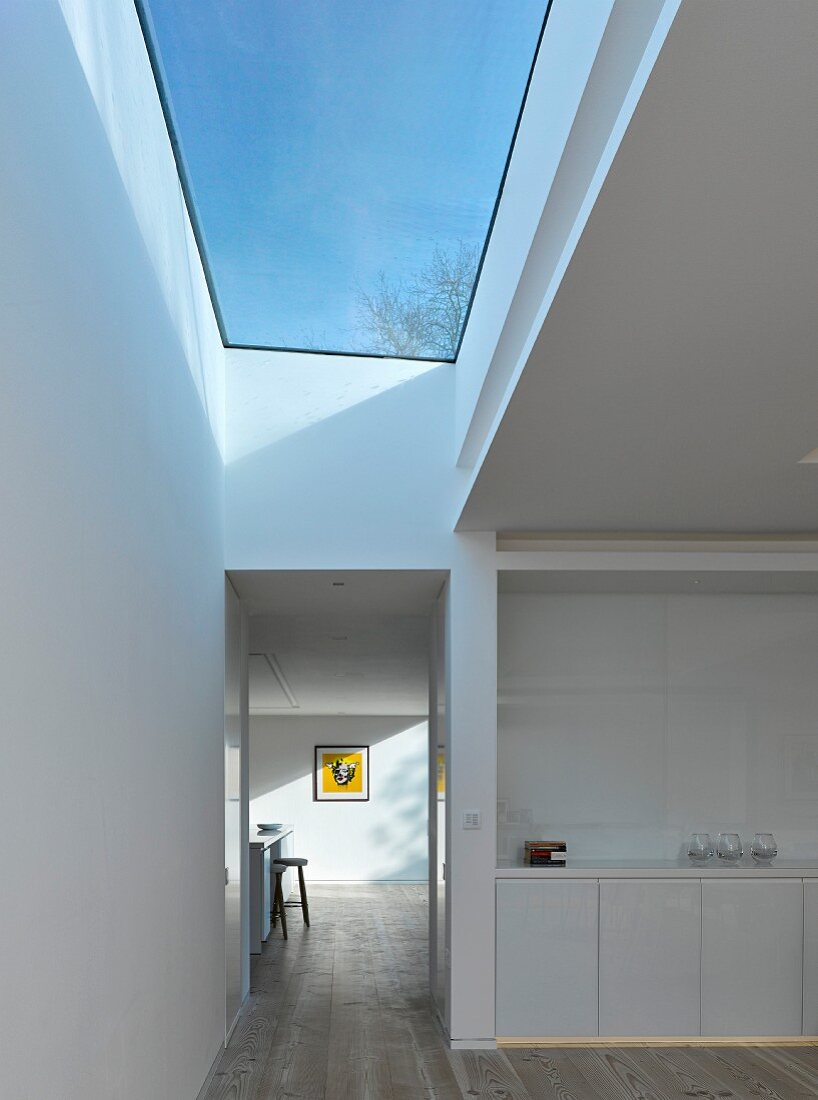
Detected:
left=701, top=880, right=803, bottom=1036
left=498, top=594, right=667, bottom=862
left=599, top=880, right=700, bottom=1036
left=498, top=593, right=818, bottom=863
left=803, top=882, right=818, bottom=1035
left=666, top=597, right=818, bottom=858
left=496, top=882, right=598, bottom=1037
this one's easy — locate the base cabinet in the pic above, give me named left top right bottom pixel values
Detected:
left=497, top=877, right=809, bottom=1039
left=701, top=880, right=803, bottom=1036
left=803, top=883, right=818, bottom=1034
left=496, top=882, right=598, bottom=1038
left=599, top=880, right=701, bottom=1036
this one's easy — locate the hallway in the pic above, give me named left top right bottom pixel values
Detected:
left=205, top=885, right=818, bottom=1100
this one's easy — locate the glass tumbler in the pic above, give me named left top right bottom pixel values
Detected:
left=688, top=833, right=714, bottom=862
left=717, top=832, right=743, bottom=862
left=750, top=833, right=777, bottom=862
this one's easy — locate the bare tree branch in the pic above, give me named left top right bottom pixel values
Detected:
left=357, top=243, right=479, bottom=358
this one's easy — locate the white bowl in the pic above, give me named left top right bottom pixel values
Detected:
left=257, top=823, right=282, bottom=831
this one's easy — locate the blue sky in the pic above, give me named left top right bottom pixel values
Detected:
left=142, top=0, right=547, bottom=355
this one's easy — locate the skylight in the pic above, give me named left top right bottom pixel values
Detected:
left=136, top=0, right=549, bottom=360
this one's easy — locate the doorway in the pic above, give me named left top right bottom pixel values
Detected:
left=228, top=569, right=447, bottom=1003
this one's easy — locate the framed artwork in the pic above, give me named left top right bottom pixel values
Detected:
left=437, top=748, right=446, bottom=800
left=314, top=745, right=370, bottom=801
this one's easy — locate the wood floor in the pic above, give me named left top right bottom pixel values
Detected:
left=204, top=884, right=818, bottom=1099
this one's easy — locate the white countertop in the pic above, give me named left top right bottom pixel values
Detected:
left=496, top=857, right=818, bottom=879
left=249, top=825, right=293, bottom=850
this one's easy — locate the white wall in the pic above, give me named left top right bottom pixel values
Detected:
left=499, top=593, right=818, bottom=862
left=58, top=0, right=225, bottom=454
left=0, top=4, right=225, bottom=1097
left=250, top=717, right=428, bottom=881
left=225, top=359, right=461, bottom=571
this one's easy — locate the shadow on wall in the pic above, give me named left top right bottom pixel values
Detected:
left=250, top=716, right=429, bottom=881
left=225, top=364, right=457, bottom=565
left=368, top=738, right=428, bottom=881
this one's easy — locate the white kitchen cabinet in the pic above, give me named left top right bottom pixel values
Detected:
left=701, top=879, right=803, bottom=1036
left=496, top=881, right=598, bottom=1038
left=599, top=880, right=701, bottom=1036
left=802, top=882, right=818, bottom=1035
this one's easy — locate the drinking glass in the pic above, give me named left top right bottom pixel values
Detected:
left=688, top=833, right=714, bottom=862
left=717, top=832, right=743, bottom=862
left=751, top=833, right=777, bottom=862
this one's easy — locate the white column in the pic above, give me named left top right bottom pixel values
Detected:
left=446, top=533, right=497, bottom=1045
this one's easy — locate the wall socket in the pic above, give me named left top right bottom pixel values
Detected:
left=462, top=810, right=482, bottom=829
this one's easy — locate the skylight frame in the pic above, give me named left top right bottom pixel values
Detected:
left=133, top=0, right=554, bottom=363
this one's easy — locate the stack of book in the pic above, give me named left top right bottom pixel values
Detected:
left=524, top=840, right=567, bottom=866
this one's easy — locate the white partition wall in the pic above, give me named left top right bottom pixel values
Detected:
left=446, top=534, right=498, bottom=1045
left=0, top=3, right=227, bottom=1094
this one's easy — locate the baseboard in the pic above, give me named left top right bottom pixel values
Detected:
left=195, top=1041, right=224, bottom=1100
left=450, top=1038, right=497, bottom=1050
left=497, top=1036, right=818, bottom=1048
left=224, top=999, right=245, bottom=1046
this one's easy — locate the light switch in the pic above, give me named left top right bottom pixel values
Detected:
left=462, top=810, right=482, bottom=829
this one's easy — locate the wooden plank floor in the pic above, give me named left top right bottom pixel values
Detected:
left=204, top=884, right=818, bottom=1100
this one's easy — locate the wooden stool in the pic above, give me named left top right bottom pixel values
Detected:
left=269, top=862, right=288, bottom=940
left=276, top=857, right=310, bottom=927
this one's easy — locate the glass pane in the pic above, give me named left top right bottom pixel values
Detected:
left=137, top=0, right=548, bottom=358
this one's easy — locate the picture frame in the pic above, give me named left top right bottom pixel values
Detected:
left=314, top=745, right=370, bottom=802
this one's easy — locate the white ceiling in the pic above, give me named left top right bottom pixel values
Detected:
left=459, top=0, right=818, bottom=534
left=228, top=570, right=446, bottom=716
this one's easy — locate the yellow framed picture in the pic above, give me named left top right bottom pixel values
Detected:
left=314, top=745, right=370, bottom=802
left=437, top=748, right=446, bottom=800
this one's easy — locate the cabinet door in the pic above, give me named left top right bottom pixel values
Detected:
left=599, top=880, right=701, bottom=1037
left=802, top=882, right=818, bottom=1035
left=496, top=882, right=598, bottom=1038
left=701, top=880, right=803, bottom=1036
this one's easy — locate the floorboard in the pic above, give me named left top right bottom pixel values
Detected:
left=203, top=885, right=818, bottom=1100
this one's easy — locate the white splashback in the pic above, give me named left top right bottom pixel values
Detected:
left=498, top=594, right=818, bottom=863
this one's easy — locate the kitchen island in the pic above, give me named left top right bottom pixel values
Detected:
left=249, top=826, right=294, bottom=953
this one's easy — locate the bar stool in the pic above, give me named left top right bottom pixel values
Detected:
left=270, top=862, right=288, bottom=940
left=276, top=857, right=310, bottom=927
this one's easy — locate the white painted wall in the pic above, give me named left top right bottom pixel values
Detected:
left=0, top=3, right=225, bottom=1097
left=445, top=534, right=498, bottom=1044
left=499, top=593, right=818, bottom=862
left=250, top=717, right=428, bottom=881
left=225, top=361, right=462, bottom=570
left=58, top=0, right=225, bottom=454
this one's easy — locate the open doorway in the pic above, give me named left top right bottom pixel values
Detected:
left=227, top=569, right=447, bottom=1012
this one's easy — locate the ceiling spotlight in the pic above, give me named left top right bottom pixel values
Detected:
left=332, top=581, right=345, bottom=587
left=331, top=635, right=349, bottom=641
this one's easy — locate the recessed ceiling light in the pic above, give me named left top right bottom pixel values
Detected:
left=331, top=635, right=349, bottom=641
left=798, top=448, right=818, bottom=464
left=332, top=581, right=345, bottom=587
